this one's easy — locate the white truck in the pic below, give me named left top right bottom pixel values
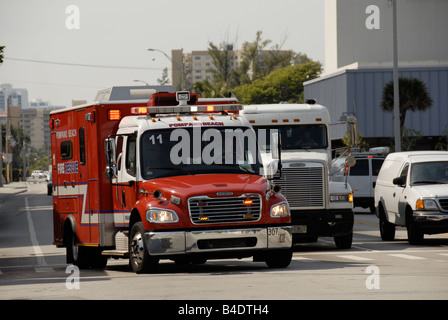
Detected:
left=241, top=102, right=355, bottom=249
left=374, top=151, right=448, bottom=244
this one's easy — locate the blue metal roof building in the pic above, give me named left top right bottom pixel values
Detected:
left=304, top=67, right=448, bottom=148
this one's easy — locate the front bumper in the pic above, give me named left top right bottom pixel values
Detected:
left=413, top=211, right=448, bottom=234
left=144, top=226, right=292, bottom=256
left=291, top=209, right=354, bottom=238
left=414, top=211, right=448, bottom=222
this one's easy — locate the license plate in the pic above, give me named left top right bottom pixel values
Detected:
left=293, top=225, right=307, bottom=234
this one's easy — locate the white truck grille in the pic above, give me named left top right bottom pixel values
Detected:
left=189, top=194, right=262, bottom=224
left=274, top=163, right=325, bottom=209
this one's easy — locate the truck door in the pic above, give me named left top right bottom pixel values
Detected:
left=76, top=111, right=92, bottom=244
left=51, top=131, right=62, bottom=244
left=394, top=163, right=409, bottom=226
left=113, top=134, right=137, bottom=227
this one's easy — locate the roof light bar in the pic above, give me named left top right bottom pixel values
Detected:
left=130, top=104, right=242, bottom=116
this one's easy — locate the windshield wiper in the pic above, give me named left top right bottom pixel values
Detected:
left=151, top=167, right=193, bottom=175
left=412, top=180, right=446, bottom=185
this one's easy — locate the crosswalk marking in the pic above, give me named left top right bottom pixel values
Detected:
left=387, top=254, right=426, bottom=260
left=293, top=257, right=315, bottom=262
left=337, top=255, right=374, bottom=261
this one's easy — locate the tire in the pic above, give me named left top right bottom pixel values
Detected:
left=334, top=232, right=353, bottom=249
left=265, top=249, right=292, bottom=268
left=66, top=229, right=90, bottom=269
left=129, top=222, right=159, bottom=273
left=379, top=206, right=395, bottom=241
left=407, top=213, right=424, bottom=245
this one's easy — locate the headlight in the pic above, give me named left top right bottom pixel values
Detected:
left=416, top=199, right=438, bottom=210
left=330, top=194, right=353, bottom=203
left=270, top=202, right=290, bottom=217
left=146, top=208, right=179, bottom=223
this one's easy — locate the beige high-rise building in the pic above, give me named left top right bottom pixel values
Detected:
left=171, top=47, right=276, bottom=90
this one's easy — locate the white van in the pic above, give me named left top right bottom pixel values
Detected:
left=332, top=147, right=387, bottom=213
left=374, top=151, right=448, bottom=244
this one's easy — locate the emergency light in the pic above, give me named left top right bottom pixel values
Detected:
left=130, top=104, right=242, bottom=116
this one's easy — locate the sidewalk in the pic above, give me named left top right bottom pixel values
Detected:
left=0, top=181, right=28, bottom=194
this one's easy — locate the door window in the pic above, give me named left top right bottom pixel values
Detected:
left=126, top=135, right=137, bottom=177
left=350, top=159, right=369, bottom=176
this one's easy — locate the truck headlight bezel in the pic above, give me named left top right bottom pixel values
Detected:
left=330, top=193, right=353, bottom=203
left=270, top=202, right=290, bottom=217
left=146, top=208, right=179, bottom=223
left=416, top=199, right=438, bottom=211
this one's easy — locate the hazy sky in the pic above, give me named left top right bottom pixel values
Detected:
left=0, top=0, right=324, bottom=107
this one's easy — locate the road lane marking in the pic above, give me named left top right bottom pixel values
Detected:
left=337, top=255, right=374, bottom=261
left=25, top=197, right=54, bottom=272
left=293, top=257, right=316, bottom=262
left=387, top=253, right=426, bottom=260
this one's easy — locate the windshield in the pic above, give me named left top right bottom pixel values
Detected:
left=140, top=127, right=262, bottom=179
left=255, top=124, right=328, bottom=150
left=410, top=161, right=448, bottom=185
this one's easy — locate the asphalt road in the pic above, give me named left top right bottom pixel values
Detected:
left=1, top=181, right=447, bottom=301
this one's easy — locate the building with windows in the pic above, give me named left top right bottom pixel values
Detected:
left=171, top=47, right=286, bottom=91
left=19, top=108, right=52, bottom=152
left=0, top=83, right=29, bottom=112
left=171, top=48, right=244, bottom=90
left=304, top=0, right=448, bottom=150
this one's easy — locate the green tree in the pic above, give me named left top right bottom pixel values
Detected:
left=157, top=67, right=170, bottom=85
left=380, top=77, right=433, bottom=134
left=207, top=42, right=237, bottom=91
left=233, top=61, right=322, bottom=104
left=0, top=45, right=4, bottom=64
left=203, top=31, right=303, bottom=97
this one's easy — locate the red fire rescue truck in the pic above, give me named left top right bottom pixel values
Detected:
left=50, top=88, right=292, bottom=273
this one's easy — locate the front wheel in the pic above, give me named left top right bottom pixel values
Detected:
left=334, top=232, right=353, bottom=249
left=407, top=220, right=424, bottom=245
left=129, top=222, right=159, bottom=273
left=265, top=249, right=292, bottom=268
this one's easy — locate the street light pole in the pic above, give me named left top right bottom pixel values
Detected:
left=147, top=48, right=185, bottom=90
left=133, top=79, right=149, bottom=86
left=392, top=0, right=401, bottom=152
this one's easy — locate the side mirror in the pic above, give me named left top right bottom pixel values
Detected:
left=345, top=155, right=356, bottom=168
left=104, top=137, right=117, bottom=179
left=393, top=176, right=405, bottom=186
left=271, top=132, right=280, bottom=160
left=270, top=131, right=282, bottom=178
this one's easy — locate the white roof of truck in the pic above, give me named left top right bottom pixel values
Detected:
left=241, top=103, right=330, bottom=125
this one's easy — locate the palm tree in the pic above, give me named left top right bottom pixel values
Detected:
left=380, top=77, right=433, bottom=132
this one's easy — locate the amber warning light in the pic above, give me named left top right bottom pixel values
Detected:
left=108, top=109, right=121, bottom=120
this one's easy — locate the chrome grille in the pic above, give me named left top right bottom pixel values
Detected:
left=189, top=194, right=261, bottom=224
left=438, top=198, right=448, bottom=211
left=274, top=164, right=324, bottom=208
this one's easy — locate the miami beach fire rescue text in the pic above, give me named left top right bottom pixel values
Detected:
left=50, top=88, right=292, bottom=273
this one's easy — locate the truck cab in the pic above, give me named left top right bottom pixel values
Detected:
left=241, top=102, right=354, bottom=249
